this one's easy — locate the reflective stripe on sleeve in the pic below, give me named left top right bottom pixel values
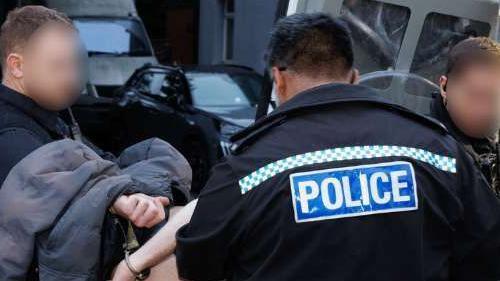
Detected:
left=239, top=145, right=456, bottom=194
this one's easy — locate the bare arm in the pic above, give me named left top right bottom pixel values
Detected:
left=112, top=199, right=198, bottom=281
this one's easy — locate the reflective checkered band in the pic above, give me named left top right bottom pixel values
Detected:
left=239, top=145, right=457, bottom=194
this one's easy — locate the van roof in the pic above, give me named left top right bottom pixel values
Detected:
left=46, top=0, right=137, bottom=17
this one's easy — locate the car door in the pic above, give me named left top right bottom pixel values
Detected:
left=119, top=68, right=222, bottom=192
left=70, top=84, right=125, bottom=153
left=115, top=68, right=197, bottom=153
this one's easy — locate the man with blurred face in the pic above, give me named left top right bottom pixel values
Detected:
left=0, top=6, right=169, bottom=280
left=431, top=37, right=500, bottom=195
left=0, top=6, right=81, bottom=182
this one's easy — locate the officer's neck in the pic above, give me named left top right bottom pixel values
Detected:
left=281, top=76, right=350, bottom=104
left=2, top=75, right=28, bottom=98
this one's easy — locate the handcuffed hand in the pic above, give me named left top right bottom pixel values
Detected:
left=111, top=193, right=170, bottom=228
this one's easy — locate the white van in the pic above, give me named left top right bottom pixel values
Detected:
left=284, top=0, right=499, bottom=115
left=46, top=0, right=158, bottom=96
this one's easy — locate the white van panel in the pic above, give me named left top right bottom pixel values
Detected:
left=46, top=0, right=137, bottom=17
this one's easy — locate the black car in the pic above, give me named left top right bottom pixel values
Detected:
left=71, top=64, right=263, bottom=193
left=183, top=65, right=262, bottom=125
left=183, top=64, right=266, bottom=153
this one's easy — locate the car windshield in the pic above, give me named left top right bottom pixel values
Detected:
left=186, top=72, right=261, bottom=107
left=73, top=18, right=152, bottom=57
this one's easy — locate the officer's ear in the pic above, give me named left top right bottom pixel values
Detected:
left=5, top=53, right=24, bottom=79
left=271, top=66, right=286, bottom=98
left=439, top=75, right=448, bottom=100
left=350, top=68, right=360, bottom=85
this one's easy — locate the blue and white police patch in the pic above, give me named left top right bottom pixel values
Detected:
left=289, top=161, right=418, bottom=223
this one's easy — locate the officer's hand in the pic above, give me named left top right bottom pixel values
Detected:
left=111, top=194, right=170, bottom=228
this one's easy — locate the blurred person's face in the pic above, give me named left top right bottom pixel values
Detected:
left=16, top=24, right=81, bottom=111
left=440, top=64, right=500, bottom=139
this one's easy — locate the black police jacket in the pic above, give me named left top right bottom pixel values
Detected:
left=176, top=83, right=500, bottom=281
left=0, top=84, right=68, bottom=184
left=429, top=93, right=500, bottom=196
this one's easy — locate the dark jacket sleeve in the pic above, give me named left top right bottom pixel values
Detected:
left=0, top=128, right=44, bottom=185
left=450, top=147, right=500, bottom=280
left=176, top=160, right=245, bottom=281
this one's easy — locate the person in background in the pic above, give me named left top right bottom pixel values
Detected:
left=430, top=37, right=500, bottom=196
left=0, top=6, right=169, bottom=280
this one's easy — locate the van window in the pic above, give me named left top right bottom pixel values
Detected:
left=340, top=0, right=410, bottom=74
left=410, top=13, right=491, bottom=83
left=74, top=18, right=153, bottom=57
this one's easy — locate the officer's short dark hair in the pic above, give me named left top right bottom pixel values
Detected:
left=266, top=13, right=354, bottom=78
left=446, top=37, right=500, bottom=78
left=0, top=5, right=75, bottom=69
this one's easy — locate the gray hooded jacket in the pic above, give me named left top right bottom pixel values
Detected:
left=0, top=138, right=192, bottom=280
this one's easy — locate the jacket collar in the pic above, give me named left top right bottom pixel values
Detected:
left=0, top=83, right=61, bottom=135
left=233, top=83, right=399, bottom=141
left=268, top=83, right=387, bottom=117
left=430, top=93, right=466, bottom=142
left=231, top=83, right=445, bottom=147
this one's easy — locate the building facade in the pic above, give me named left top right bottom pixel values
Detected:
left=0, top=0, right=281, bottom=72
left=198, top=0, right=280, bottom=72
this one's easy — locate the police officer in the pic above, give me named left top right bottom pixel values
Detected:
left=430, top=37, right=500, bottom=196
left=112, top=13, right=500, bottom=281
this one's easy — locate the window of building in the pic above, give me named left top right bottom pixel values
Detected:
left=223, top=0, right=235, bottom=62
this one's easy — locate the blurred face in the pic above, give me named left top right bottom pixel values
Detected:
left=441, top=64, right=500, bottom=138
left=21, top=24, right=81, bottom=111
